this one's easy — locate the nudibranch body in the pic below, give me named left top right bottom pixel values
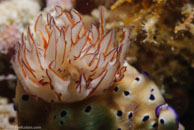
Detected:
left=12, top=6, right=130, bottom=103
left=15, top=62, right=181, bottom=130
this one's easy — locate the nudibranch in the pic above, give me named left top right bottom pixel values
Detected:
left=12, top=6, right=130, bottom=103
left=12, top=6, right=183, bottom=130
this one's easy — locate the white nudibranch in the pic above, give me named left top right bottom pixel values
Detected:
left=12, top=6, right=130, bottom=103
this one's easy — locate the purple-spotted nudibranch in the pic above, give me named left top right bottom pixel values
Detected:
left=13, top=6, right=183, bottom=130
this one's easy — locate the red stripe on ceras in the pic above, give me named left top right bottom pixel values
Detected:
left=87, top=70, right=107, bottom=97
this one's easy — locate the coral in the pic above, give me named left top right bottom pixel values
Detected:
left=0, top=74, right=16, bottom=82
left=105, top=0, right=194, bottom=92
left=0, top=0, right=40, bottom=32
left=175, top=3, right=194, bottom=35
left=0, top=97, right=17, bottom=130
left=111, top=0, right=132, bottom=10
left=0, top=25, right=21, bottom=54
left=0, top=0, right=41, bottom=55
left=46, top=0, right=76, bottom=10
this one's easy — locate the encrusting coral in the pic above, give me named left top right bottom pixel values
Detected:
left=0, top=25, right=21, bottom=54
left=13, top=5, right=183, bottom=130
left=175, top=3, right=194, bottom=35
left=0, top=0, right=40, bottom=32
left=0, top=97, right=17, bottom=130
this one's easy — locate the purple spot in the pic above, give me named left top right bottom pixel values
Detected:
left=160, top=118, right=165, bottom=124
left=124, top=90, right=130, bottom=96
left=135, top=77, right=140, bottom=81
left=141, top=72, right=149, bottom=77
left=152, top=122, right=158, bottom=128
left=114, top=86, right=119, bottom=92
left=149, top=94, right=155, bottom=100
left=142, top=115, right=150, bottom=122
left=116, top=110, right=123, bottom=117
left=128, top=112, right=133, bottom=119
